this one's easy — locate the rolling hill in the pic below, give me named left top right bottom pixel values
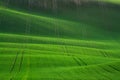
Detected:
left=0, top=0, right=120, bottom=80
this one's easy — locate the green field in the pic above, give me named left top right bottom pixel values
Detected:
left=0, top=0, right=120, bottom=80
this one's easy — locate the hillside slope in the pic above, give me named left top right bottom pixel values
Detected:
left=0, top=0, right=120, bottom=80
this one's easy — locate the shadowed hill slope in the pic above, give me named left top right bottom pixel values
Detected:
left=0, top=7, right=117, bottom=40
left=0, top=0, right=120, bottom=35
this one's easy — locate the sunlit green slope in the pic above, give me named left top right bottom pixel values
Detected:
left=0, top=0, right=120, bottom=80
left=101, top=0, right=120, bottom=4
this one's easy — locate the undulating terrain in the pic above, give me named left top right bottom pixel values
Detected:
left=0, top=0, right=120, bottom=80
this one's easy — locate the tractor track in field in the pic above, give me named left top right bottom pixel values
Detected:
left=95, top=68, right=113, bottom=80
left=10, top=52, right=19, bottom=73
left=100, top=66, right=113, bottom=73
left=9, top=51, right=19, bottom=80
left=78, top=57, right=87, bottom=66
left=9, top=51, right=25, bottom=80
left=72, top=57, right=81, bottom=66
left=72, top=56, right=88, bottom=66
left=108, top=65, right=120, bottom=72
left=9, top=9, right=31, bottom=79
left=19, top=51, right=24, bottom=72
left=100, top=50, right=109, bottom=57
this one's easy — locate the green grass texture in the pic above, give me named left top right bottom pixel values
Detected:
left=0, top=0, right=120, bottom=80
